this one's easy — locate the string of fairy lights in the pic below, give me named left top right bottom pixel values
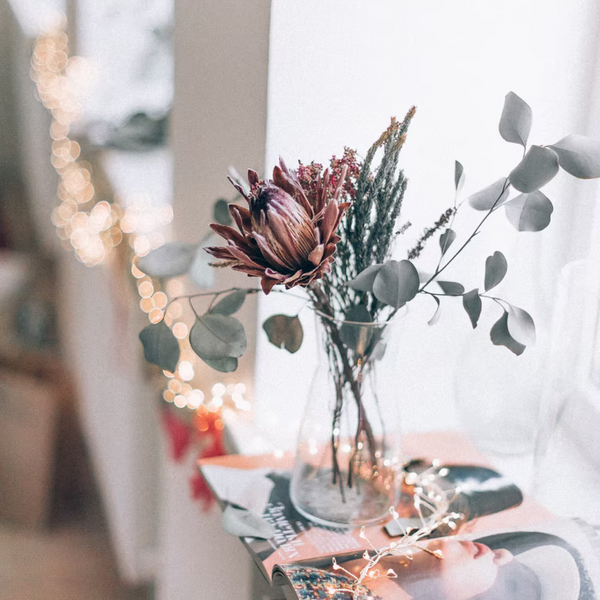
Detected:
left=333, top=463, right=463, bottom=599
left=31, top=18, right=251, bottom=423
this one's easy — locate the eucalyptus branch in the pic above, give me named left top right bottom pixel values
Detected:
left=419, top=178, right=510, bottom=292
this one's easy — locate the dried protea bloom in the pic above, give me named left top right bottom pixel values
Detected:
left=205, top=159, right=350, bottom=294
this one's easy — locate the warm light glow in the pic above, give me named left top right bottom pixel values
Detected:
left=172, top=322, right=188, bottom=339
left=178, top=361, right=194, bottom=382
left=173, top=394, right=186, bottom=408
left=186, top=391, right=203, bottom=410
left=211, top=383, right=226, bottom=397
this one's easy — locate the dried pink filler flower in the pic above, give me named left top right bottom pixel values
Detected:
left=205, top=159, right=350, bottom=294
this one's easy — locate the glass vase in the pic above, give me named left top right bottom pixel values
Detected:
left=290, top=309, right=404, bottom=528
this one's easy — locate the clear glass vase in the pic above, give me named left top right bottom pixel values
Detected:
left=290, top=310, right=404, bottom=528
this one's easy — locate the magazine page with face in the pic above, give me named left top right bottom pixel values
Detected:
left=276, top=518, right=600, bottom=600
left=198, top=432, right=552, bottom=581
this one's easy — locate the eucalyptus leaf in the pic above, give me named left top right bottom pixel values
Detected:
left=507, top=304, right=536, bottom=346
left=190, top=314, right=247, bottom=359
left=221, top=505, right=276, bottom=539
left=437, top=281, right=465, bottom=296
left=200, top=356, right=238, bottom=373
left=372, top=260, right=419, bottom=308
left=188, top=244, right=215, bottom=289
left=263, top=314, right=304, bottom=353
left=139, top=321, right=180, bottom=372
left=340, top=305, right=373, bottom=355
left=455, top=161, right=465, bottom=191
left=213, top=198, right=233, bottom=225
left=462, top=289, right=482, bottom=329
left=499, top=92, right=532, bottom=147
left=439, top=229, right=456, bottom=256
left=484, top=251, right=508, bottom=291
left=468, top=178, right=510, bottom=211
left=490, top=311, right=526, bottom=355
left=347, top=264, right=383, bottom=292
left=505, top=191, right=554, bottom=232
left=210, top=290, right=248, bottom=316
left=136, top=242, right=197, bottom=279
left=509, top=146, right=559, bottom=193
left=428, top=296, right=442, bottom=326
left=548, top=134, right=600, bottom=179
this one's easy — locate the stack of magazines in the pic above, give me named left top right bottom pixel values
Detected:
left=199, top=432, right=600, bottom=600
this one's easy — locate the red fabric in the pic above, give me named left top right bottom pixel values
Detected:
left=161, top=408, right=193, bottom=462
left=190, top=423, right=227, bottom=511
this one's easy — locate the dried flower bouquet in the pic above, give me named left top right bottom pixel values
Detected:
left=139, top=92, right=600, bottom=509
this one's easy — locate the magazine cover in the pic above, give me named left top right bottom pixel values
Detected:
left=198, top=432, right=551, bottom=582
left=274, top=518, right=600, bottom=600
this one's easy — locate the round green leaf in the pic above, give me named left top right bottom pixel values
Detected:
left=137, top=242, right=197, bottom=279
left=484, top=251, right=508, bottom=291
left=139, top=321, right=180, bottom=372
left=213, top=199, right=233, bottom=225
left=468, top=178, right=510, bottom=211
left=462, top=289, right=482, bottom=329
left=507, top=304, right=536, bottom=346
left=549, top=134, right=600, bottom=179
left=437, top=281, right=464, bottom=296
left=372, top=260, right=419, bottom=308
left=347, top=264, right=383, bottom=292
left=509, top=146, right=559, bottom=193
left=490, top=311, right=526, bottom=355
left=439, top=229, right=456, bottom=256
left=499, top=92, right=532, bottom=147
left=262, top=314, right=303, bottom=353
left=339, top=305, right=373, bottom=355
left=210, top=290, right=248, bottom=316
left=455, top=161, right=465, bottom=191
left=428, top=296, right=441, bottom=326
left=505, top=191, right=554, bottom=232
left=190, top=314, right=247, bottom=359
left=200, top=356, right=238, bottom=373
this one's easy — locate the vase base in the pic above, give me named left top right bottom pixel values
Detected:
left=290, top=466, right=395, bottom=528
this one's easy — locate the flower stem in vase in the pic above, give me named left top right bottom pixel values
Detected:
left=309, top=283, right=380, bottom=493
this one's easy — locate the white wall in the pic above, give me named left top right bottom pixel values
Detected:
left=256, top=0, right=600, bottom=449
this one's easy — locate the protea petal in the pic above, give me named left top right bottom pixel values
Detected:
left=229, top=204, right=252, bottom=235
left=227, top=243, right=267, bottom=270
left=332, top=164, right=348, bottom=201
left=210, top=223, right=249, bottom=248
left=261, top=277, right=279, bottom=294
left=267, top=210, right=306, bottom=266
left=204, top=245, right=237, bottom=260
left=320, top=200, right=339, bottom=244
left=247, top=169, right=260, bottom=187
left=253, top=233, right=293, bottom=272
left=308, top=244, right=325, bottom=266
left=227, top=177, right=249, bottom=202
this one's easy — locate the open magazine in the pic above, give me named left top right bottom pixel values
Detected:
left=198, top=432, right=600, bottom=599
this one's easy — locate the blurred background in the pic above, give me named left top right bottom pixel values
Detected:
left=1, top=1, right=600, bottom=599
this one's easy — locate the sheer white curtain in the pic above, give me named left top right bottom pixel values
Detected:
left=254, top=0, right=600, bottom=448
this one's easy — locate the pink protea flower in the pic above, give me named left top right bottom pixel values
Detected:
left=205, top=159, right=350, bottom=294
